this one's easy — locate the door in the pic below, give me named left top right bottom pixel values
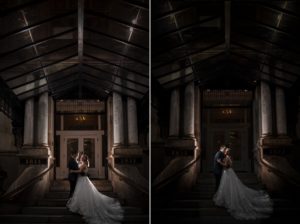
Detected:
left=56, top=132, right=104, bottom=179
left=203, top=126, right=250, bottom=172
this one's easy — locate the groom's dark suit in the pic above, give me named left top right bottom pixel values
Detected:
left=68, top=156, right=79, bottom=198
left=213, top=150, right=225, bottom=191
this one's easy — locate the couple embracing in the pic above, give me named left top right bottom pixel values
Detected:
left=212, top=145, right=273, bottom=220
left=67, top=151, right=123, bottom=224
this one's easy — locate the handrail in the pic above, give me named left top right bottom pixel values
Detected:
left=0, top=162, right=55, bottom=201
left=152, top=154, right=201, bottom=192
left=107, top=163, right=149, bottom=195
left=256, top=142, right=300, bottom=188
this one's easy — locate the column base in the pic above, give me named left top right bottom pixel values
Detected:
left=18, top=146, right=50, bottom=166
left=259, top=135, right=293, bottom=157
left=113, top=143, right=125, bottom=147
left=112, top=145, right=143, bottom=165
left=259, top=135, right=292, bottom=146
left=19, top=146, right=50, bottom=158
left=182, top=135, right=195, bottom=140
left=165, top=138, right=196, bottom=157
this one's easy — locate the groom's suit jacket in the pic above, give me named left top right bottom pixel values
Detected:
left=213, top=151, right=225, bottom=175
left=68, top=157, right=79, bottom=181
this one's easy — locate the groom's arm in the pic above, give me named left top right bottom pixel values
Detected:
left=69, top=160, right=79, bottom=172
left=216, top=153, right=226, bottom=166
left=217, top=159, right=226, bottom=166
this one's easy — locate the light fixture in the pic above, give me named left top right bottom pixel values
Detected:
left=75, top=115, right=86, bottom=121
left=221, top=109, right=232, bottom=115
left=132, top=19, right=137, bottom=24
left=129, top=27, right=134, bottom=32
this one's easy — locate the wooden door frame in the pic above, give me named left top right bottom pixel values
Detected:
left=55, top=130, right=105, bottom=179
left=203, top=123, right=251, bottom=172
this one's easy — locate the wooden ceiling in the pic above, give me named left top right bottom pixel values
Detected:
left=0, top=0, right=149, bottom=101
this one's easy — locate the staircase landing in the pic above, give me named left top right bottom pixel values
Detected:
left=0, top=179, right=148, bottom=224
left=153, top=172, right=300, bottom=223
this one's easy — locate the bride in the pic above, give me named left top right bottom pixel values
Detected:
left=67, top=154, right=124, bottom=224
left=213, top=148, right=273, bottom=220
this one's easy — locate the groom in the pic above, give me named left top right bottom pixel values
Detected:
left=213, top=145, right=226, bottom=191
left=68, top=150, right=79, bottom=198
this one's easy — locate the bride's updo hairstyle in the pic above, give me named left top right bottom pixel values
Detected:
left=225, top=147, right=231, bottom=154
left=81, top=154, right=90, bottom=167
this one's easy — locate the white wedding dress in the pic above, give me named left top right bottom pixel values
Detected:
left=213, top=156, right=273, bottom=220
left=66, top=167, right=124, bottom=224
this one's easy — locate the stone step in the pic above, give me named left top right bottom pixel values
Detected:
left=153, top=207, right=229, bottom=216
left=44, top=191, right=117, bottom=199
left=174, top=192, right=216, bottom=199
left=153, top=198, right=294, bottom=208
left=192, top=184, right=264, bottom=193
left=50, top=180, right=113, bottom=192
left=0, top=215, right=84, bottom=223
left=22, top=206, right=144, bottom=215
left=152, top=215, right=300, bottom=224
left=0, top=204, right=22, bottom=215
left=38, top=198, right=126, bottom=207
left=50, top=185, right=113, bottom=192
left=0, top=214, right=149, bottom=223
left=196, top=178, right=260, bottom=185
left=153, top=207, right=300, bottom=217
left=199, top=172, right=258, bottom=179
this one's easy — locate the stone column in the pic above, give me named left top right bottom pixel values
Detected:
left=183, top=82, right=195, bottom=137
left=37, top=92, right=48, bottom=146
left=260, top=81, right=272, bottom=136
left=23, top=98, right=34, bottom=146
left=113, top=92, right=124, bottom=145
left=127, top=97, right=138, bottom=145
left=169, top=88, right=180, bottom=137
left=275, top=87, right=287, bottom=135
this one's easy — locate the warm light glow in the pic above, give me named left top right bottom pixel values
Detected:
left=222, top=109, right=232, bottom=115
left=75, top=115, right=86, bottom=121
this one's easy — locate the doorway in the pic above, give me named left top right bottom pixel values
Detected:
left=202, top=106, right=252, bottom=172
left=56, top=131, right=105, bottom=179
left=203, top=125, right=250, bottom=172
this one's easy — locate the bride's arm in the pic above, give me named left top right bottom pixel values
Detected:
left=225, top=156, right=232, bottom=168
left=70, top=164, right=86, bottom=173
left=79, top=164, right=86, bottom=172
left=217, top=159, right=226, bottom=167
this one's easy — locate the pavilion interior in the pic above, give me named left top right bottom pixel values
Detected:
left=0, top=0, right=149, bottom=212
left=152, top=0, right=300, bottom=203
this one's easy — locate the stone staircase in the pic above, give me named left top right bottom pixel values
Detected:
left=152, top=172, right=300, bottom=223
left=0, top=179, right=148, bottom=224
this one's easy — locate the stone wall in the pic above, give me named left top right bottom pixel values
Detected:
left=0, top=112, right=20, bottom=191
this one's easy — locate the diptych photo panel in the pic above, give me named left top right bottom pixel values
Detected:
left=0, top=0, right=149, bottom=223
left=1, top=0, right=300, bottom=224
left=151, top=0, right=300, bottom=223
